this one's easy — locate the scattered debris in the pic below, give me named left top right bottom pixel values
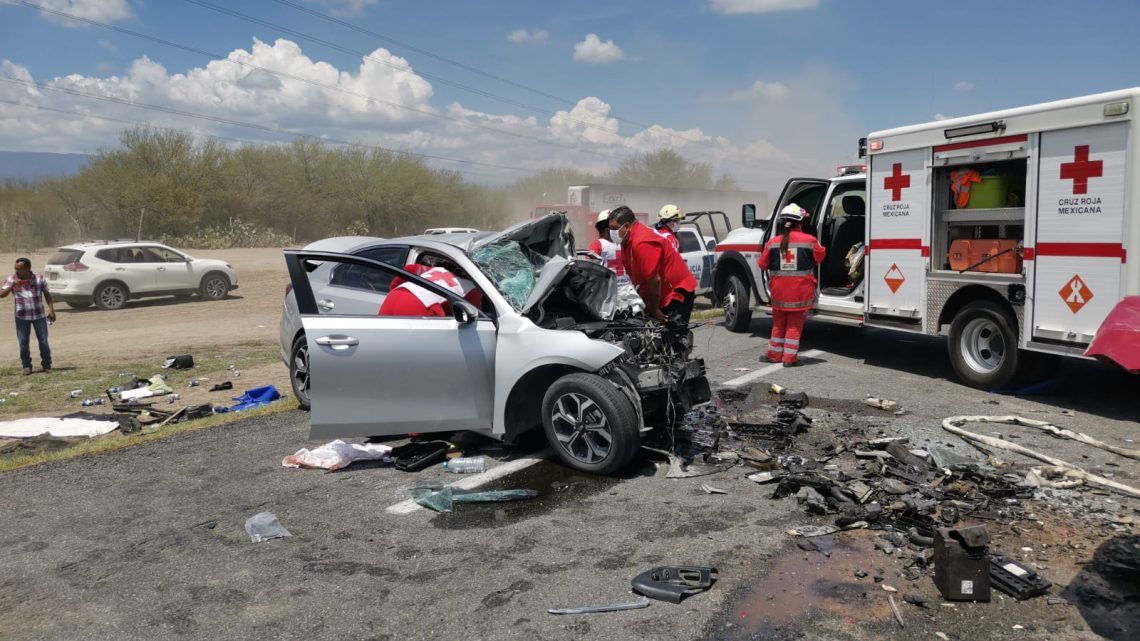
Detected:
left=214, top=385, right=282, bottom=413
left=796, top=538, right=830, bottom=557
left=864, top=397, right=899, bottom=411
left=245, top=512, right=291, bottom=543
left=882, top=584, right=898, bottom=593
left=283, top=440, right=393, bottom=471
left=631, top=566, right=717, bottom=603
left=548, top=596, right=651, bottom=615
left=786, top=524, right=840, bottom=538
left=409, top=486, right=537, bottom=513
left=887, top=593, right=904, bottom=627
left=161, top=354, right=194, bottom=369
left=390, top=441, right=450, bottom=472
left=209, top=381, right=233, bottom=392
left=747, top=471, right=779, bottom=484
left=700, top=484, right=728, bottom=495
left=934, top=526, right=991, bottom=602
left=990, top=555, right=1052, bottom=600
left=0, top=416, right=120, bottom=439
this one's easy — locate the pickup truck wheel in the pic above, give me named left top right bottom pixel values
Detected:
left=723, top=274, right=752, bottom=333
left=200, top=273, right=230, bottom=300
left=94, top=282, right=128, bottom=310
left=948, top=300, right=1023, bottom=390
left=542, top=373, right=638, bottom=475
left=290, top=335, right=311, bottom=410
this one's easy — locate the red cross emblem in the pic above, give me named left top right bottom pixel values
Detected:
left=1058, top=274, right=1093, bottom=314
left=884, top=163, right=910, bottom=202
left=425, top=269, right=459, bottom=288
left=1059, top=145, right=1103, bottom=195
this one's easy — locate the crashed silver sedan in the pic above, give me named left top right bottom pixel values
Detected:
left=283, top=214, right=710, bottom=474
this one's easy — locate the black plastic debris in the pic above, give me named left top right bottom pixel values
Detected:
left=391, top=441, right=450, bottom=472
left=161, top=354, right=194, bottom=369
left=990, top=554, right=1052, bottom=600
left=631, top=566, right=717, bottom=603
left=933, top=525, right=992, bottom=602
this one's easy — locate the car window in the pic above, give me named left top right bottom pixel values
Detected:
left=49, top=249, right=85, bottom=265
left=151, top=247, right=188, bottom=263
left=677, top=230, right=702, bottom=254
left=471, top=239, right=547, bottom=309
left=329, top=246, right=408, bottom=292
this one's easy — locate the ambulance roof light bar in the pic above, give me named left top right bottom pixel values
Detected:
left=944, top=119, right=1005, bottom=140
left=836, top=164, right=867, bottom=176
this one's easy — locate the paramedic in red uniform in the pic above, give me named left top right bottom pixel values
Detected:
left=757, top=204, right=826, bottom=366
left=609, top=206, right=697, bottom=326
left=587, top=210, right=630, bottom=285
left=379, top=264, right=482, bottom=317
left=653, top=204, right=683, bottom=251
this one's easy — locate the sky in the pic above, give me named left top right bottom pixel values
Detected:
left=1, top=0, right=1139, bottom=194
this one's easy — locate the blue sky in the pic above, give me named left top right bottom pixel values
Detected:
left=1, top=0, right=1139, bottom=192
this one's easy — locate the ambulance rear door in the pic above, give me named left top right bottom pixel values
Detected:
left=1032, top=121, right=1129, bottom=344
left=866, top=148, right=930, bottom=326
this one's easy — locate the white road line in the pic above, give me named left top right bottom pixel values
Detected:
left=385, top=450, right=551, bottom=515
left=722, top=349, right=825, bottom=387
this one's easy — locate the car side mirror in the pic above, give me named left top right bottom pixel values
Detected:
left=742, top=203, right=756, bottom=229
left=705, top=239, right=716, bottom=252
left=185, top=257, right=193, bottom=263
left=452, top=300, right=479, bottom=325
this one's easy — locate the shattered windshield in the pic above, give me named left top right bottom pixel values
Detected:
left=470, top=240, right=549, bottom=309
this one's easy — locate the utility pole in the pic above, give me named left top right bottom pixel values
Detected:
left=137, top=207, right=145, bottom=241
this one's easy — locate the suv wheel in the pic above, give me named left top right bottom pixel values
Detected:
left=94, top=282, right=128, bottom=310
left=200, top=273, right=230, bottom=300
left=723, top=274, right=752, bottom=333
left=290, top=335, right=311, bottom=410
left=541, top=373, right=639, bottom=475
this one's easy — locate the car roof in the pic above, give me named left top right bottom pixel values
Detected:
left=58, top=240, right=165, bottom=250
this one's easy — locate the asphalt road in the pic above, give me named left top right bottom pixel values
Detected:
left=0, top=316, right=1136, bottom=641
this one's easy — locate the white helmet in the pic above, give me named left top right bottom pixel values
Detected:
left=779, top=203, right=808, bottom=223
left=596, top=209, right=612, bottom=223
left=658, top=204, right=684, bottom=221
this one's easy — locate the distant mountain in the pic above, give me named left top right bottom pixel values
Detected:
left=0, top=151, right=92, bottom=181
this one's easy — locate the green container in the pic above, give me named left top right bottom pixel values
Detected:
left=965, top=175, right=1009, bottom=209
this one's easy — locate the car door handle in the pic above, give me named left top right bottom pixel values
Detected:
left=315, top=335, right=358, bottom=347
left=317, top=299, right=335, bottom=310
left=115, top=267, right=126, bottom=271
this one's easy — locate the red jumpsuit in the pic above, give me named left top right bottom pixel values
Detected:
left=622, top=222, right=697, bottom=324
left=757, top=230, right=826, bottom=364
left=379, top=266, right=482, bottom=317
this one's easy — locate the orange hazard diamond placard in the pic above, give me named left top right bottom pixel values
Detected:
left=1059, top=274, right=1093, bottom=313
left=884, top=263, right=905, bottom=294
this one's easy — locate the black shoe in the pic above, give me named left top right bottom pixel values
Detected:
left=209, top=381, right=234, bottom=392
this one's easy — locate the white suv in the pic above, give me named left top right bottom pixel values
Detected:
left=43, top=240, right=239, bottom=310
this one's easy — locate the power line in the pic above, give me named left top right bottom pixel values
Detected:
left=12, top=0, right=620, bottom=162
left=266, top=0, right=748, bottom=159
left=0, top=76, right=537, bottom=175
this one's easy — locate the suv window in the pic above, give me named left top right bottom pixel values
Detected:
left=150, top=246, right=188, bottom=263
left=330, top=246, right=408, bottom=292
left=677, top=230, right=702, bottom=254
left=48, top=249, right=85, bottom=265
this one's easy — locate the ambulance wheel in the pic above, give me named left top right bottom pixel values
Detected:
left=542, top=373, right=639, bottom=475
left=948, top=300, right=1023, bottom=390
left=723, top=274, right=752, bottom=333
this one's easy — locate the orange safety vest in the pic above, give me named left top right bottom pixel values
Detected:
left=950, top=169, right=982, bottom=208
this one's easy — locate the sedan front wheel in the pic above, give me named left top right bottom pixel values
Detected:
left=541, top=373, right=639, bottom=475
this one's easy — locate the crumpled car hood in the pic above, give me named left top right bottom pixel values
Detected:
left=472, top=212, right=574, bottom=261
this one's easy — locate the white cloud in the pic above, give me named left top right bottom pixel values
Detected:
left=709, top=0, right=819, bottom=15
left=302, top=0, right=379, bottom=16
left=572, top=34, right=624, bottom=64
left=729, top=80, right=790, bottom=102
left=507, top=28, right=549, bottom=45
left=0, top=38, right=816, bottom=191
left=952, top=81, right=975, bottom=93
left=97, top=39, right=118, bottom=53
left=934, top=112, right=948, bottom=121
left=33, top=0, right=133, bottom=26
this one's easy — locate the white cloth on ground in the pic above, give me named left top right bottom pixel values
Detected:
left=282, top=439, right=394, bottom=471
left=0, top=417, right=119, bottom=438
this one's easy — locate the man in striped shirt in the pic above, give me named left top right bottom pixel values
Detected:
left=0, top=258, right=56, bottom=375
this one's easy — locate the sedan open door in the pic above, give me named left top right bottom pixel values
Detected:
left=284, top=250, right=497, bottom=439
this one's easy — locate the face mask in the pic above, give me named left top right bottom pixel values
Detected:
left=609, top=229, right=621, bottom=244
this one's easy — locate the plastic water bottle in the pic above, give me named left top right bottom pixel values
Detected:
left=442, top=457, right=486, bottom=474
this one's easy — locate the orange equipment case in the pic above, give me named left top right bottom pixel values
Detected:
left=948, top=239, right=1022, bottom=273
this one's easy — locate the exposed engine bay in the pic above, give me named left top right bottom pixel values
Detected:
left=525, top=259, right=712, bottom=425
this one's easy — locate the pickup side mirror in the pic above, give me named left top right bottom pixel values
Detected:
left=452, top=300, right=479, bottom=325
left=705, top=239, right=717, bottom=252
left=742, top=203, right=756, bottom=229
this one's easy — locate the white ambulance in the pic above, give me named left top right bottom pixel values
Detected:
left=713, top=88, right=1138, bottom=389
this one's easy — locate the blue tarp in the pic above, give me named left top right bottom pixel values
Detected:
left=215, top=385, right=282, bottom=413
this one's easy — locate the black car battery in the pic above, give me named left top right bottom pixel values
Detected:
left=933, top=525, right=991, bottom=602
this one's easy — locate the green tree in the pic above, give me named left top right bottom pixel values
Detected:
left=608, top=148, right=737, bottom=190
